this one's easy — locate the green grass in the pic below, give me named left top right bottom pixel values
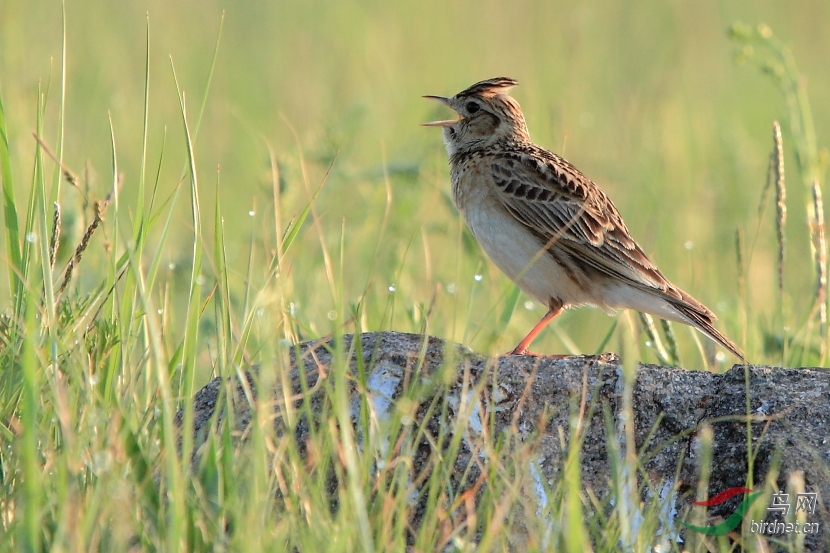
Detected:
left=0, top=1, right=828, bottom=551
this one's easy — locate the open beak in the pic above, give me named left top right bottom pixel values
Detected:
left=421, top=95, right=459, bottom=127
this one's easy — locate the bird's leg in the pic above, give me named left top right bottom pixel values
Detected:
left=508, top=299, right=564, bottom=355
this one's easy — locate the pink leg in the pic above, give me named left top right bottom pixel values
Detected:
left=509, top=299, right=564, bottom=355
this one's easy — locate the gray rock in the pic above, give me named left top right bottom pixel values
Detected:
left=179, top=331, right=830, bottom=550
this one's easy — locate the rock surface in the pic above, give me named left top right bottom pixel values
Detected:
left=180, top=331, right=830, bottom=550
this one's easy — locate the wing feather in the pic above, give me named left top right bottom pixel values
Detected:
left=490, top=147, right=699, bottom=309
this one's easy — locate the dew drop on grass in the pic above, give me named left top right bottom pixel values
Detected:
left=388, top=285, right=396, bottom=293
left=248, top=210, right=255, bottom=217
left=289, top=302, right=297, bottom=315
left=25, top=233, right=36, bottom=243
left=446, top=283, right=456, bottom=294
left=195, top=275, right=206, bottom=285
left=157, top=309, right=162, bottom=315
left=684, top=240, right=694, bottom=250
left=327, top=310, right=337, bottom=320
left=524, top=301, right=534, bottom=310
left=474, top=274, right=483, bottom=282
left=715, top=352, right=726, bottom=363
left=168, top=263, right=175, bottom=270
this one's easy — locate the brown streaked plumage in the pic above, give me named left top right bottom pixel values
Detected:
left=423, top=77, right=744, bottom=360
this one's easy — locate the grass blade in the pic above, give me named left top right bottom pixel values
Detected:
left=0, top=87, right=24, bottom=311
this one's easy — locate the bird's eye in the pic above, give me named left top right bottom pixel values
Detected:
left=466, top=101, right=480, bottom=114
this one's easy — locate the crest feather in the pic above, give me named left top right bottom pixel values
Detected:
left=457, top=77, right=519, bottom=97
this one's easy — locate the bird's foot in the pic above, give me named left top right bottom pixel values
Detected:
left=506, top=347, right=569, bottom=358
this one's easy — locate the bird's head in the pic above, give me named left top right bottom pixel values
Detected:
left=423, top=77, right=530, bottom=157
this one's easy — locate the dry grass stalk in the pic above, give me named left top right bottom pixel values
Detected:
left=810, top=179, right=827, bottom=349
left=57, top=181, right=118, bottom=297
left=49, top=202, right=61, bottom=269
left=772, top=121, right=786, bottom=306
left=32, top=133, right=80, bottom=190
left=58, top=203, right=103, bottom=296
left=735, top=227, right=745, bottom=297
left=735, top=228, right=748, bottom=350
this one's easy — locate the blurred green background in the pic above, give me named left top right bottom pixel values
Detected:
left=1, top=0, right=828, bottom=366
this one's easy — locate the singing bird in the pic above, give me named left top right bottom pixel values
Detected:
left=423, top=77, right=743, bottom=360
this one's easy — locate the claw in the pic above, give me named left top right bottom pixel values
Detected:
left=505, top=348, right=569, bottom=358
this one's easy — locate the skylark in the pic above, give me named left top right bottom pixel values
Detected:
left=423, top=77, right=743, bottom=360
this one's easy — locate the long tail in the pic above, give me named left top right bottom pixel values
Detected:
left=671, top=297, right=745, bottom=362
